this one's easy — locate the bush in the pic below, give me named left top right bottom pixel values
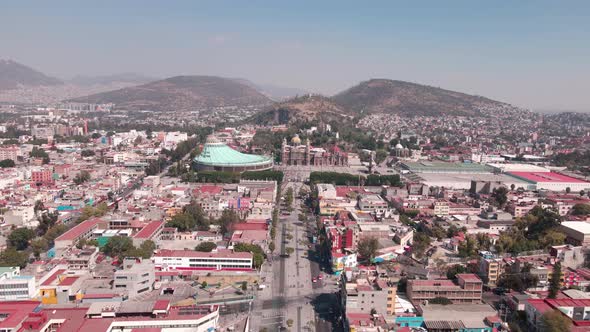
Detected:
left=430, top=297, right=452, bottom=305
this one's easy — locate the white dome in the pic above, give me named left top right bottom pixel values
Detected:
left=395, top=143, right=404, bottom=149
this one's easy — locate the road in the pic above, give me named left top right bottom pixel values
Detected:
left=250, top=181, right=342, bottom=332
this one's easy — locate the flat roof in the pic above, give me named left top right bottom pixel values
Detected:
left=401, top=161, right=493, bottom=173
left=154, top=249, right=252, bottom=259
left=0, top=301, right=41, bottom=329
left=561, top=221, right=590, bottom=235
left=509, top=172, right=589, bottom=184
left=134, top=221, right=164, bottom=239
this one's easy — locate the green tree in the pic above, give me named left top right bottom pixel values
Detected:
left=37, top=211, right=58, bottom=236
left=8, top=227, right=36, bottom=250
left=548, top=261, right=562, bottom=299
left=234, top=243, right=265, bottom=268
left=357, top=237, right=380, bottom=263
left=218, top=209, right=240, bottom=235
left=446, top=264, right=467, bottom=280
left=268, top=242, right=275, bottom=252
left=74, top=170, right=91, bottom=185
left=492, top=186, right=508, bottom=207
left=571, top=203, right=590, bottom=216
left=540, top=309, right=572, bottom=332
left=0, top=248, right=29, bottom=268
left=195, top=242, right=217, bottom=252
left=81, top=150, right=95, bottom=157
left=167, top=213, right=195, bottom=232
left=138, top=240, right=156, bottom=259
left=0, top=159, right=15, bottom=168
left=241, top=281, right=248, bottom=291
left=430, top=297, right=452, bottom=305
left=30, top=238, right=48, bottom=259
left=412, top=233, right=431, bottom=258
left=43, top=224, right=67, bottom=246
left=102, top=236, right=134, bottom=258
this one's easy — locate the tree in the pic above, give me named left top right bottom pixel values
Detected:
left=566, top=187, right=571, bottom=194
left=285, top=247, right=295, bottom=256
left=195, top=242, right=217, bottom=252
left=201, top=281, right=208, bottom=289
left=357, top=237, right=379, bottom=263
left=430, top=297, right=452, bottom=305
left=218, top=209, right=240, bottom=235
left=37, top=211, right=58, bottom=236
left=43, top=224, right=67, bottom=246
left=234, top=243, right=265, bottom=269
left=0, top=159, right=15, bottom=168
left=412, top=233, right=431, bottom=258
left=571, top=203, right=590, bottom=216
left=492, top=186, right=508, bottom=207
left=446, top=264, right=467, bottom=280
left=0, top=248, right=29, bottom=268
left=548, top=261, right=562, bottom=299
left=91, top=132, right=101, bottom=139
left=540, top=310, right=572, bottom=332
left=137, top=240, right=156, bottom=259
left=268, top=242, right=275, bottom=252
left=81, top=150, right=95, bottom=157
left=167, top=213, right=195, bottom=232
left=31, top=238, right=48, bottom=259
left=102, top=236, right=134, bottom=258
left=73, top=170, right=91, bottom=185
left=8, top=227, right=36, bottom=250
left=241, top=281, right=248, bottom=291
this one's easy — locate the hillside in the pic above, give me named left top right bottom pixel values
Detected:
left=68, top=73, right=157, bottom=86
left=69, top=76, right=273, bottom=111
left=333, top=79, right=514, bottom=117
left=0, top=59, right=62, bottom=90
left=250, top=94, right=351, bottom=125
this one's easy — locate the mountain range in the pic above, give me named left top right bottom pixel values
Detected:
left=0, top=59, right=63, bottom=90
left=68, top=75, right=273, bottom=110
left=0, top=59, right=522, bottom=118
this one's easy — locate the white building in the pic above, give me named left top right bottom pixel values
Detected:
left=0, top=267, right=36, bottom=301
left=153, top=249, right=253, bottom=271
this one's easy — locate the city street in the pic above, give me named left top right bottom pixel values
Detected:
left=250, top=181, right=341, bottom=332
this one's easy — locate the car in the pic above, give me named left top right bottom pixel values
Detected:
left=312, top=278, right=317, bottom=283
left=318, top=274, right=323, bottom=280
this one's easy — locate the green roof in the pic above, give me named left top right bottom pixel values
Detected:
left=194, top=136, right=272, bottom=167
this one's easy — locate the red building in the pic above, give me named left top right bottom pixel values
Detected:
left=31, top=168, right=53, bottom=185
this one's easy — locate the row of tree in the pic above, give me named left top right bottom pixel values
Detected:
left=309, top=171, right=401, bottom=186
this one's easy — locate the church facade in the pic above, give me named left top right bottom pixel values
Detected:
left=281, top=135, right=348, bottom=166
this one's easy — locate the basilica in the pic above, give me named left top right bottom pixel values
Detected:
left=281, top=135, right=348, bottom=166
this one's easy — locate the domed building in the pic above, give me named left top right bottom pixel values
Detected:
left=281, top=136, right=348, bottom=166
left=193, top=135, right=273, bottom=172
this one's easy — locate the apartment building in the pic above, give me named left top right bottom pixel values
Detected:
left=0, top=267, right=35, bottom=301
left=407, top=274, right=483, bottom=304
left=113, top=258, right=155, bottom=298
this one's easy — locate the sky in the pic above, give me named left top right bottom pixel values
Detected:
left=1, top=1, right=589, bottom=111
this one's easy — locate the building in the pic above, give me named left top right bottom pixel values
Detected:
left=479, top=258, right=504, bottom=286
left=153, top=249, right=253, bottom=271
left=0, top=146, right=19, bottom=162
left=54, top=217, right=103, bottom=256
left=0, top=267, right=35, bottom=301
left=31, top=168, right=53, bottom=185
left=281, top=135, right=348, bottom=166
left=113, top=258, right=155, bottom=298
left=419, top=303, right=500, bottom=332
left=407, top=274, right=483, bottom=304
left=526, top=298, right=590, bottom=331
left=193, top=135, right=272, bottom=172
left=132, top=220, right=164, bottom=247
left=560, top=221, right=590, bottom=246
left=400, top=161, right=493, bottom=174
left=508, top=171, right=590, bottom=192
left=5, top=300, right=219, bottom=332
left=340, top=277, right=396, bottom=316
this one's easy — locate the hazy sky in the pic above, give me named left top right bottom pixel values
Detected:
left=1, top=1, right=589, bottom=111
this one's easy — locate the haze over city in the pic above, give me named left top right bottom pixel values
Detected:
left=0, top=2, right=589, bottom=332
left=2, top=0, right=590, bottom=111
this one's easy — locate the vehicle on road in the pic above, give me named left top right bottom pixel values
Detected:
left=312, top=278, right=317, bottom=283
left=318, top=274, right=323, bottom=280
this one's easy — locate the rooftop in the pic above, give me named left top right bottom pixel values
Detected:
left=509, top=171, right=589, bottom=184
left=561, top=221, right=590, bottom=235
left=133, top=221, right=164, bottom=239
left=55, top=217, right=102, bottom=242
left=194, top=135, right=271, bottom=167
left=154, top=249, right=252, bottom=259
